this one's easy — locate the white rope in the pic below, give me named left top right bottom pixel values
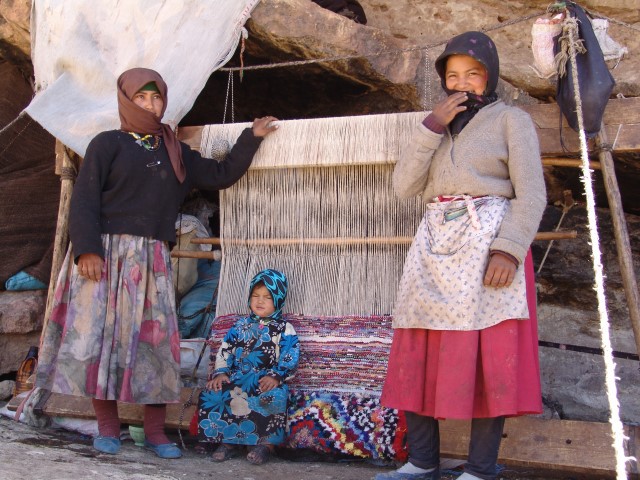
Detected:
left=564, top=16, right=632, bottom=478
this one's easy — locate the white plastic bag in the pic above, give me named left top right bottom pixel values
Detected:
left=592, top=18, right=627, bottom=63
left=180, top=340, right=210, bottom=380
left=530, top=16, right=564, bottom=78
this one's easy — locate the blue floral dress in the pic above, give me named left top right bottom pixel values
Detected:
left=198, top=269, right=300, bottom=446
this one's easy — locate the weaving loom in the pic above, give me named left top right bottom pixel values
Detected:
left=200, top=112, right=429, bottom=317
left=197, top=113, right=424, bottom=459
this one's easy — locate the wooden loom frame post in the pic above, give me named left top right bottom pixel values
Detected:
left=42, top=140, right=77, bottom=340
left=595, top=123, right=640, bottom=357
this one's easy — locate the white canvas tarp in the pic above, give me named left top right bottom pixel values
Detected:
left=25, top=0, right=260, bottom=157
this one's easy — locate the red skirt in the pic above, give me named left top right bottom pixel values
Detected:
left=380, top=252, right=542, bottom=419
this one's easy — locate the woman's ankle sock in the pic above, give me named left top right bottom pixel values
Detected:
left=143, top=404, right=170, bottom=445
left=91, top=398, right=120, bottom=438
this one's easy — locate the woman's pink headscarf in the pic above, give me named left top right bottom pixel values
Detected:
left=117, top=68, right=186, bottom=183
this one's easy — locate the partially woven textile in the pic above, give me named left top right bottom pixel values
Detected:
left=204, top=314, right=407, bottom=460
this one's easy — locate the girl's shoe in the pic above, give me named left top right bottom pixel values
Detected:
left=93, top=436, right=121, bottom=454
left=143, top=440, right=182, bottom=459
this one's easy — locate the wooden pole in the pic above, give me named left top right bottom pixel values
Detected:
left=596, top=123, right=640, bottom=356
left=171, top=250, right=222, bottom=260
left=187, top=231, right=577, bottom=249
left=542, top=157, right=601, bottom=170
left=41, top=141, right=77, bottom=341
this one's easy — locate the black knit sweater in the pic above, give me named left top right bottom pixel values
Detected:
left=69, top=128, right=261, bottom=260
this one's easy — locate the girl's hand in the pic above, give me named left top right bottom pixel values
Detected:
left=207, top=374, right=230, bottom=392
left=258, top=375, right=280, bottom=393
left=252, top=116, right=279, bottom=137
left=430, top=92, right=468, bottom=127
left=484, top=252, right=517, bottom=288
left=77, top=253, right=104, bottom=282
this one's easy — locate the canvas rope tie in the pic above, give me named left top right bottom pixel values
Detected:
left=200, top=69, right=235, bottom=161
left=0, top=112, right=32, bottom=162
left=563, top=13, right=633, bottom=477
left=59, top=166, right=77, bottom=182
left=219, top=10, right=548, bottom=73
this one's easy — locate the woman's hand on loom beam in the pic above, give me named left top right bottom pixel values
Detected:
left=207, top=373, right=230, bottom=392
left=252, top=116, right=279, bottom=137
left=429, top=92, right=468, bottom=127
left=483, top=251, right=517, bottom=288
left=77, top=253, right=104, bottom=282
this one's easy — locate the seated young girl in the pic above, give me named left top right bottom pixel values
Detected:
left=197, top=269, right=300, bottom=465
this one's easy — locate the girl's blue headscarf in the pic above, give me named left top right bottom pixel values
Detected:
left=248, top=269, right=288, bottom=322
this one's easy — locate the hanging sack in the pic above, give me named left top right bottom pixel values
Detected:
left=554, top=1, right=615, bottom=137
left=530, top=14, right=564, bottom=78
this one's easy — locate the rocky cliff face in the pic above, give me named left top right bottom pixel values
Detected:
left=1, top=0, right=640, bottom=423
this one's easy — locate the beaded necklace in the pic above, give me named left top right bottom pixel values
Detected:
left=128, top=132, right=161, bottom=151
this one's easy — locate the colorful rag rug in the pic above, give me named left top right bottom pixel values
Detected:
left=203, top=314, right=407, bottom=461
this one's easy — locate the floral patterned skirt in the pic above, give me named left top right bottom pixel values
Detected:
left=197, top=382, right=289, bottom=446
left=35, top=234, right=181, bottom=404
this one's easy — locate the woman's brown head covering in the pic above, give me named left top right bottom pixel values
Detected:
left=117, top=68, right=186, bottom=183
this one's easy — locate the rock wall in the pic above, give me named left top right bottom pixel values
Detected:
left=533, top=205, right=640, bottom=423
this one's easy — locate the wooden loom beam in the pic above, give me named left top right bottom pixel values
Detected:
left=177, top=97, right=640, bottom=157
left=189, top=231, right=577, bottom=246
left=169, top=231, right=578, bottom=259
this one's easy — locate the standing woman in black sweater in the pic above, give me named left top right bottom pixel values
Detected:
left=35, top=68, right=277, bottom=458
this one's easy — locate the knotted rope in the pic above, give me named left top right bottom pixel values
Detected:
left=563, top=13, right=633, bottom=478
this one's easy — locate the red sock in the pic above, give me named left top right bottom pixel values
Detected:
left=144, top=404, right=170, bottom=445
left=92, top=399, right=120, bottom=438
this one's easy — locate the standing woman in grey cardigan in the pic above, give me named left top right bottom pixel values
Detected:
left=376, top=32, right=546, bottom=480
left=36, top=67, right=278, bottom=459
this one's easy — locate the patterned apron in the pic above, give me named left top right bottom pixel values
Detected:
left=392, top=195, right=529, bottom=331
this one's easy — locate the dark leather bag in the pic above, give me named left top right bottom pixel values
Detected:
left=555, top=2, right=615, bottom=137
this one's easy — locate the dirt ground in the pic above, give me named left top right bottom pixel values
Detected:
left=0, top=414, right=609, bottom=480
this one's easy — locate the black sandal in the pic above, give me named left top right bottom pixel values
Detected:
left=246, top=444, right=272, bottom=465
left=212, top=443, right=237, bottom=462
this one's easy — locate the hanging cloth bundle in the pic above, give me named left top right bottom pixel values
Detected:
left=554, top=1, right=615, bottom=137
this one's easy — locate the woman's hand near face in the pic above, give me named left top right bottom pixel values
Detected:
left=77, top=253, right=104, bottom=282
left=252, top=116, right=279, bottom=137
left=429, top=92, right=468, bottom=127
